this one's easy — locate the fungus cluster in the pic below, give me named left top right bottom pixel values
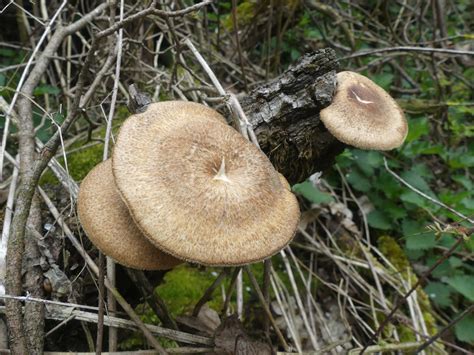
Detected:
left=78, top=101, right=300, bottom=269
left=78, top=72, right=407, bottom=270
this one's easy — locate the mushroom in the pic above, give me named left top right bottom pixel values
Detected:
left=77, top=160, right=182, bottom=270
left=320, top=71, right=408, bottom=150
left=112, top=101, right=300, bottom=266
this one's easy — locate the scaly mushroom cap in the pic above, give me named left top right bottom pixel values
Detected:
left=77, top=160, right=182, bottom=270
left=320, top=71, right=408, bottom=150
left=112, top=101, right=300, bottom=266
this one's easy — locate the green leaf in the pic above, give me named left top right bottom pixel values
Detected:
left=290, top=49, right=301, bottom=61
left=445, top=275, right=474, bottom=301
left=372, top=72, right=394, bottom=90
left=383, top=202, right=407, bottom=220
left=402, top=219, right=436, bottom=250
left=400, top=169, right=432, bottom=192
left=352, top=150, right=382, bottom=176
left=406, top=117, right=429, bottom=142
left=292, top=181, right=334, bottom=204
left=0, top=48, right=16, bottom=57
left=405, top=232, right=436, bottom=250
left=334, top=150, right=353, bottom=169
left=374, top=170, right=401, bottom=198
left=371, top=195, right=406, bottom=220
left=33, top=85, right=61, bottom=96
left=305, top=28, right=322, bottom=39
left=449, top=257, right=463, bottom=269
left=444, top=147, right=474, bottom=169
left=455, top=314, right=474, bottom=344
left=439, top=190, right=470, bottom=207
left=367, top=210, right=392, bottom=230
left=453, top=175, right=473, bottom=190
left=424, top=282, right=453, bottom=308
left=403, top=141, right=444, bottom=156
left=347, top=169, right=371, bottom=192
left=401, top=190, right=429, bottom=208
left=411, top=163, right=434, bottom=180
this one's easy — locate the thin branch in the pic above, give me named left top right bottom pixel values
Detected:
left=103, top=0, right=125, bottom=350
left=97, top=0, right=212, bottom=39
left=343, top=46, right=474, bottom=60
left=384, top=157, right=474, bottom=224
left=126, top=269, right=178, bottom=330
left=192, top=270, right=227, bottom=317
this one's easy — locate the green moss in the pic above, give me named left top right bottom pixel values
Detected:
left=378, top=235, right=441, bottom=347
left=397, top=324, right=417, bottom=343
left=39, top=140, right=103, bottom=185
left=156, top=265, right=225, bottom=316
left=378, top=235, right=411, bottom=272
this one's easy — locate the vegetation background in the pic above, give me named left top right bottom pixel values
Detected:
left=0, top=0, right=472, bottom=353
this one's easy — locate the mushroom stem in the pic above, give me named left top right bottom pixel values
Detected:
left=213, top=158, right=231, bottom=183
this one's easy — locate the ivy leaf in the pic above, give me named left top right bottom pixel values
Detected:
left=367, top=210, right=392, bottom=230
left=384, top=204, right=407, bottom=220
left=403, top=141, right=444, bottom=156
left=406, top=117, right=429, bottom=142
left=424, top=282, right=453, bottom=308
left=33, top=85, right=61, bottom=96
left=374, top=170, right=401, bottom=198
left=353, top=150, right=383, bottom=176
left=402, top=219, right=436, bottom=250
left=292, top=181, right=334, bottom=204
left=445, top=275, right=474, bottom=301
left=449, top=257, right=463, bottom=269
left=401, top=190, right=429, bottom=208
left=461, top=198, right=474, bottom=210
left=451, top=175, right=474, bottom=191
left=347, top=169, right=371, bottom=192
left=455, top=314, right=474, bottom=344
left=290, top=49, right=301, bottom=61
left=400, top=169, right=432, bottom=192
left=405, top=232, right=436, bottom=250
left=372, top=72, right=394, bottom=90
left=0, top=48, right=16, bottom=57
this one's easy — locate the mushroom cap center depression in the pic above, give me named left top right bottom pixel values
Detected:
left=148, top=120, right=281, bottom=229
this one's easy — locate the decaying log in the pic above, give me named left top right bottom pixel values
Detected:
left=239, top=48, right=343, bottom=184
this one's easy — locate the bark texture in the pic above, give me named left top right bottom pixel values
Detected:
left=23, top=196, right=45, bottom=354
left=239, top=48, right=343, bottom=184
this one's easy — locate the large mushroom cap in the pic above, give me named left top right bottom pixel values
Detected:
left=320, top=71, right=408, bottom=150
left=77, top=160, right=182, bottom=270
left=112, top=101, right=300, bottom=266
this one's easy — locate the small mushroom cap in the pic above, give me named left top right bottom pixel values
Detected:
left=320, top=71, right=408, bottom=150
left=112, top=101, right=300, bottom=266
left=77, top=160, right=182, bottom=270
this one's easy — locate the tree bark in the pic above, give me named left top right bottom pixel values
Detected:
left=239, top=48, right=343, bottom=184
left=23, top=196, right=45, bottom=354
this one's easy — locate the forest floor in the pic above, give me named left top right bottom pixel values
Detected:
left=0, top=1, right=473, bottom=354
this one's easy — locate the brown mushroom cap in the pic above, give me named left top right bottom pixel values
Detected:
left=320, top=71, right=408, bottom=150
left=112, top=101, right=300, bottom=266
left=77, top=160, right=182, bottom=270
